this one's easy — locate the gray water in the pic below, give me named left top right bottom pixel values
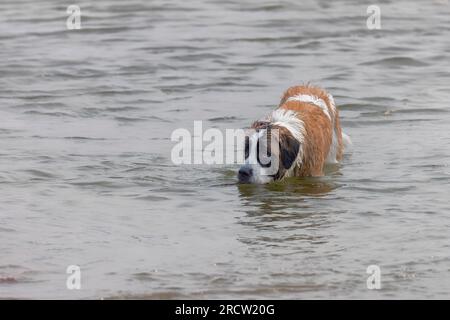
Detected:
left=1, top=0, right=450, bottom=299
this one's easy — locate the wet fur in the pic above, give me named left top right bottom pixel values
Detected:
left=239, top=85, right=348, bottom=183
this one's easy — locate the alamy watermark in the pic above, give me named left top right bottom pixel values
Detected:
left=64, top=4, right=380, bottom=31
left=366, top=265, right=381, bottom=289
left=171, top=121, right=280, bottom=174
left=66, top=265, right=81, bottom=290
left=366, top=5, right=381, bottom=30
left=171, top=122, right=246, bottom=165
left=66, top=5, right=81, bottom=30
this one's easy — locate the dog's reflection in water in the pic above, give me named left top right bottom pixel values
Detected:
left=238, top=164, right=340, bottom=204
left=235, top=172, right=340, bottom=248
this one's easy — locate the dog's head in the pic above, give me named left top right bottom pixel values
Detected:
left=238, top=120, right=301, bottom=184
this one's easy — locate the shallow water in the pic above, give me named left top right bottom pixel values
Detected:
left=1, top=0, right=450, bottom=299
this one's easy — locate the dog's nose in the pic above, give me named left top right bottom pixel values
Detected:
left=238, top=166, right=253, bottom=182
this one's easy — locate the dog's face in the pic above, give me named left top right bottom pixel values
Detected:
left=238, top=122, right=300, bottom=184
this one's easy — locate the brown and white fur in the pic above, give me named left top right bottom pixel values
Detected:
left=238, top=85, right=351, bottom=184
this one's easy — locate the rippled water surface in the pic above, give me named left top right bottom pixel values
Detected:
left=1, top=0, right=450, bottom=299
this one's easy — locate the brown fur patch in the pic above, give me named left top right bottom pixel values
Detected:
left=276, top=85, right=344, bottom=177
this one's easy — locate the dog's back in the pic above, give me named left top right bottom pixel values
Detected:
left=278, top=85, right=345, bottom=176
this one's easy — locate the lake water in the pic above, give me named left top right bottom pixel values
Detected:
left=1, top=0, right=449, bottom=299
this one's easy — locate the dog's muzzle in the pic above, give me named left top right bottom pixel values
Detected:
left=238, top=165, right=253, bottom=183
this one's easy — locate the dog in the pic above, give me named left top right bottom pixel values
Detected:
left=238, top=85, right=351, bottom=184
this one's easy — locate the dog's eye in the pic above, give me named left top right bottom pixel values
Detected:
left=244, top=136, right=249, bottom=159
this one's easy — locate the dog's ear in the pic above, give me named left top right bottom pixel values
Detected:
left=279, top=130, right=300, bottom=169
left=251, top=120, right=270, bottom=130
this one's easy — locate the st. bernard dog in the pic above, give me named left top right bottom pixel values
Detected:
left=238, top=85, right=351, bottom=184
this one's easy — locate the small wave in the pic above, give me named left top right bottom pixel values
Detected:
left=208, top=116, right=241, bottom=122
left=0, top=276, right=18, bottom=284
left=134, top=195, right=169, bottom=201
left=63, top=136, right=108, bottom=141
left=105, top=291, right=189, bottom=300
left=23, top=110, right=75, bottom=117
left=115, top=115, right=170, bottom=123
left=23, top=169, right=56, bottom=179
left=360, top=57, right=429, bottom=67
left=169, top=53, right=226, bottom=62
left=69, top=180, right=124, bottom=188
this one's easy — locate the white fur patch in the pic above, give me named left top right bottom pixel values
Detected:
left=286, top=94, right=331, bottom=120
left=268, top=109, right=305, bottom=144
left=342, top=132, right=352, bottom=148
left=326, top=130, right=339, bottom=164
left=269, top=109, right=305, bottom=170
left=243, top=129, right=274, bottom=184
left=326, top=93, right=337, bottom=116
